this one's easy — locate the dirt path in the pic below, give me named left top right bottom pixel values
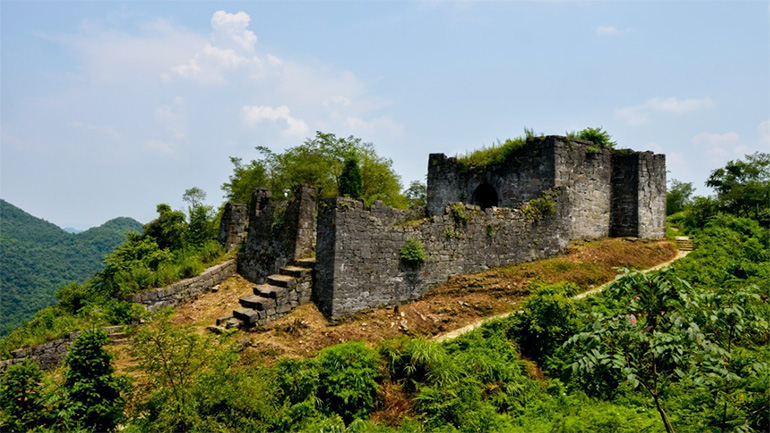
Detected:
left=433, top=248, right=691, bottom=343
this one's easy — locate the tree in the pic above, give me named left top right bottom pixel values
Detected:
left=221, top=157, right=269, bottom=205
left=0, top=360, right=46, bottom=432
left=706, top=152, right=770, bottom=224
left=666, top=179, right=695, bottom=215
left=566, top=269, right=696, bottom=433
left=338, top=157, right=363, bottom=199
left=63, top=329, right=126, bottom=432
left=143, top=204, right=187, bottom=251
left=404, top=181, right=427, bottom=209
left=182, top=187, right=206, bottom=209
left=183, top=187, right=215, bottom=249
left=222, top=131, right=408, bottom=208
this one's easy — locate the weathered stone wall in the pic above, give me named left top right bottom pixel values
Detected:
left=427, top=136, right=664, bottom=241
left=315, top=192, right=570, bottom=318
left=427, top=142, right=556, bottom=216
left=552, top=138, right=613, bottom=240
left=129, top=260, right=236, bottom=311
left=0, top=326, right=125, bottom=372
left=637, top=153, right=666, bottom=239
left=217, top=203, right=247, bottom=251
left=238, top=186, right=318, bottom=283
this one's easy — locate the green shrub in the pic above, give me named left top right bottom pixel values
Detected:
left=316, top=341, right=381, bottom=423
left=399, top=238, right=427, bottom=267
left=63, top=329, right=127, bottom=432
left=0, top=359, right=46, bottom=432
left=522, top=190, right=557, bottom=221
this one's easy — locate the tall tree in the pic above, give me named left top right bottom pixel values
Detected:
left=666, top=179, right=695, bottom=215
left=706, top=152, right=770, bottom=223
left=338, top=157, right=363, bottom=199
left=63, top=330, right=126, bottom=432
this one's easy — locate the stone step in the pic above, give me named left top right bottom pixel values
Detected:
left=240, top=294, right=276, bottom=310
left=225, top=317, right=244, bottom=329
left=280, top=265, right=311, bottom=278
left=254, top=284, right=286, bottom=299
left=293, top=258, right=316, bottom=269
left=216, top=315, right=234, bottom=327
left=233, top=307, right=260, bottom=324
left=267, top=274, right=296, bottom=289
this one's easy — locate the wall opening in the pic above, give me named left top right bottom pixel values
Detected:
left=471, top=183, right=499, bottom=210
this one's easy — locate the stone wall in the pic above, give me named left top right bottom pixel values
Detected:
left=315, top=191, right=570, bottom=318
left=129, top=260, right=236, bottom=311
left=427, top=136, right=665, bottom=241
left=0, top=326, right=124, bottom=373
left=217, top=203, right=247, bottom=251
left=238, top=186, right=318, bottom=283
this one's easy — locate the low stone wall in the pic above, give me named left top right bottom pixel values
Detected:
left=0, top=326, right=124, bottom=373
left=129, top=259, right=236, bottom=311
left=314, top=191, right=570, bottom=318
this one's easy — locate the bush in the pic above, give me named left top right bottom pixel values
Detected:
left=316, top=341, right=381, bottom=423
left=63, top=329, right=127, bottom=432
left=0, top=359, right=46, bottom=432
left=399, top=238, right=427, bottom=267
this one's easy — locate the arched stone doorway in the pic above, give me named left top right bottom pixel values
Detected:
left=471, top=183, right=498, bottom=210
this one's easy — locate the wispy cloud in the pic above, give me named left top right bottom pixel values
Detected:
left=692, top=131, right=748, bottom=163
left=615, top=97, right=714, bottom=125
left=596, top=25, right=631, bottom=36
left=241, top=105, right=309, bottom=137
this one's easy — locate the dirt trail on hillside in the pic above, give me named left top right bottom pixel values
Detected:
left=433, top=248, right=691, bottom=342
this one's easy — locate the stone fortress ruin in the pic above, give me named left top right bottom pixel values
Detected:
left=215, top=135, right=666, bottom=330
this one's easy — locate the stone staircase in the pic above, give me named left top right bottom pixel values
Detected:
left=675, top=236, right=694, bottom=251
left=212, top=258, right=315, bottom=331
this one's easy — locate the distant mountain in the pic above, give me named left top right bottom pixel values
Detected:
left=62, top=227, right=84, bottom=234
left=0, top=199, right=143, bottom=335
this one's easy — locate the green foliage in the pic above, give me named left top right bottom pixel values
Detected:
left=666, top=179, right=695, bottom=216
left=315, top=341, right=381, bottom=423
left=0, top=199, right=141, bottom=336
left=450, top=203, right=468, bottom=224
left=339, top=157, right=364, bottom=199
left=142, top=203, right=187, bottom=251
left=63, top=330, right=126, bottom=432
left=508, top=283, right=580, bottom=364
left=455, top=131, right=532, bottom=172
left=567, top=126, right=617, bottom=152
left=404, top=181, right=427, bottom=210
left=706, top=152, right=770, bottom=224
left=399, top=238, right=427, bottom=267
left=223, top=131, right=407, bottom=208
left=522, top=189, right=557, bottom=221
left=0, top=359, right=45, bottom=432
left=220, top=156, right=270, bottom=205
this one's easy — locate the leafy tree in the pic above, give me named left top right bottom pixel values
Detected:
left=183, top=187, right=215, bottom=249
left=566, top=269, right=695, bottom=433
left=666, top=179, right=695, bottom=215
left=338, top=156, right=363, bottom=199
left=706, top=152, right=770, bottom=224
left=0, top=360, right=46, bottom=431
left=404, top=181, right=427, bottom=209
left=222, top=131, right=408, bottom=207
left=182, top=187, right=206, bottom=209
left=221, top=156, right=269, bottom=205
left=63, top=329, right=126, bottom=432
left=143, top=203, right=187, bottom=251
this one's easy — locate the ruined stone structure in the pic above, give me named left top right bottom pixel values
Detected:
left=217, top=203, right=247, bottom=251
left=213, top=135, right=666, bottom=328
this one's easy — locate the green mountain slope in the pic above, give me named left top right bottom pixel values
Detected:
left=0, top=199, right=142, bottom=335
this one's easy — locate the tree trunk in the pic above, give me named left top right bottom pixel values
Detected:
left=654, top=394, right=676, bottom=433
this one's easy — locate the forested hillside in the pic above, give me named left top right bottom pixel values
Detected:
left=0, top=199, right=142, bottom=335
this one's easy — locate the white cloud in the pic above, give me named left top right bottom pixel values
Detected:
left=70, top=121, right=122, bottom=141
left=344, top=116, right=404, bottom=139
left=596, top=25, right=631, bottom=36
left=241, top=105, right=308, bottom=137
left=692, top=131, right=748, bottom=162
left=616, top=97, right=714, bottom=125
left=164, top=10, right=262, bottom=84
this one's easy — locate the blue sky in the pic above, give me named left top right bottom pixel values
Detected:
left=1, top=1, right=768, bottom=229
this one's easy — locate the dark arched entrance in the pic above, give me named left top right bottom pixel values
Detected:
left=471, top=183, right=499, bottom=210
